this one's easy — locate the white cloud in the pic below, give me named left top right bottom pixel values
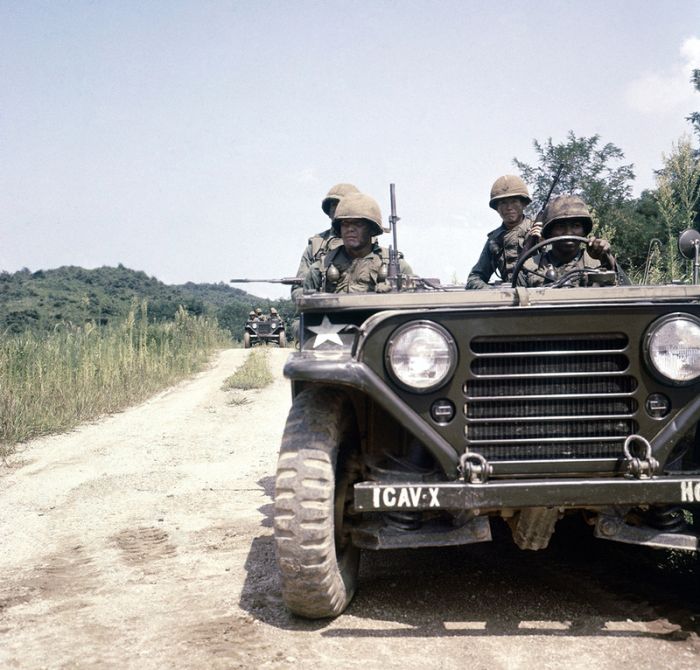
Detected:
left=295, top=168, right=317, bottom=184
left=625, top=36, right=700, bottom=114
left=681, top=35, right=700, bottom=66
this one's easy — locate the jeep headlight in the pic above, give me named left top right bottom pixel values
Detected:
left=646, top=314, right=700, bottom=384
left=385, top=321, right=457, bottom=393
left=252, top=323, right=258, bottom=330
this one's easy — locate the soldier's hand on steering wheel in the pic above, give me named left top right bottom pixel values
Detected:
left=586, top=237, right=611, bottom=260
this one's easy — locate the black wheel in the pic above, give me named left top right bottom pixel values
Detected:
left=278, top=331, right=287, bottom=348
left=243, top=332, right=251, bottom=348
left=274, top=387, right=361, bottom=618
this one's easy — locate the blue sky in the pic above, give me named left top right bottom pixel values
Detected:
left=2, top=1, right=699, bottom=298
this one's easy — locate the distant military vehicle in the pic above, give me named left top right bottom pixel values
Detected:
left=243, top=311, right=287, bottom=348
left=272, top=216, right=700, bottom=619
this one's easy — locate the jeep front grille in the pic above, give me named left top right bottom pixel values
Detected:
left=463, top=334, right=637, bottom=461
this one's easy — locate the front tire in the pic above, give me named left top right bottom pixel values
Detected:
left=278, top=331, right=287, bottom=348
left=243, top=332, right=251, bottom=348
left=274, top=387, right=361, bottom=618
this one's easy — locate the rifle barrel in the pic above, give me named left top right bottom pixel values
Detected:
left=536, top=163, right=565, bottom=221
left=390, top=183, right=399, bottom=252
left=230, top=278, right=302, bottom=285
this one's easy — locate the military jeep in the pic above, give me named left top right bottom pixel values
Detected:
left=243, top=315, right=287, bottom=348
left=274, top=270, right=700, bottom=619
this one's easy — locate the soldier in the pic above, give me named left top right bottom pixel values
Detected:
left=248, top=310, right=257, bottom=322
left=304, top=193, right=412, bottom=293
left=295, top=183, right=360, bottom=279
left=269, top=307, right=279, bottom=318
left=291, top=183, right=361, bottom=303
left=254, top=307, right=266, bottom=321
left=519, top=195, right=618, bottom=287
left=466, top=175, right=537, bottom=289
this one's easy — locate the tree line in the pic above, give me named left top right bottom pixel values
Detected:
left=0, top=264, right=292, bottom=338
left=513, top=70, right=700, bottom=283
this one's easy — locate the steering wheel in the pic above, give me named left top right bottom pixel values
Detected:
left=510, top=235, right=594, bottom=288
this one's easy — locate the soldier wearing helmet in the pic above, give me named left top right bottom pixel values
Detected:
left=304, top=193, right=412, bottom=293
left=291, top=183, right=361, bottom=301
left=254, top=307, right=267, bottom=322
left=248, top=310, right=257, bottom=322
left=466, top=175, right=537, bottom=289
left=294, top=183, right=360, bottom=279
left=519, top=195, right=618, bottom=287
left=269, top=307, right=278, bottom=317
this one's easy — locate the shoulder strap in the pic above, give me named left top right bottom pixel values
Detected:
left=310, top=235, right=325, bottom=259
left=323, top=246, right=344, bottom=269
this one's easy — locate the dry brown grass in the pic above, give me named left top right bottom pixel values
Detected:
left=0, top=304, right=230, bottom=458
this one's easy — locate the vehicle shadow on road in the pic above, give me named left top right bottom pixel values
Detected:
left=239, top=489, right=700, bottom=640
left=326, top=517, right=700, bottom=641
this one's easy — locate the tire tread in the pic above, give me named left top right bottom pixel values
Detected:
left=273, top=387, right=360, bottom=618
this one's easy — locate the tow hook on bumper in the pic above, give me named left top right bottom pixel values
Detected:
left=623, top=435, right=659, bottom=479
left=459, top=451, right=492, bottom=483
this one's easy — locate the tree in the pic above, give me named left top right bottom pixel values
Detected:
left=687, top=68, right=700, bottom=145
left=512, top=132, right=672, bottom=278
left=683, top=69, right=700, bottom=233
left=513, top=132, right=635, bottom=223
left=656, top=136, right=700, bottom=281
left=602, top=190, right=664, bottom=276
left=216, top=302, right=252, bottom=340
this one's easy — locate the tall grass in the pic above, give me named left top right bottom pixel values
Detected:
left=0, top=303, right=230, bottom=456
left=222, top=348, right=274, bottom=391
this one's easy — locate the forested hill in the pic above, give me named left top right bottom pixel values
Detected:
left=0, top=265, right=291, bottom=337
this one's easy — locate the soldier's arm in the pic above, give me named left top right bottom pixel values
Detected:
left=292, top=241, right=316, bottom=298
left=465, top=241, right=494, bottom=290
left=300, top=262, right=322, bottom=295
left=295, top=242, right=315, bottom=278
left=587, top=238, right=616, bottom=270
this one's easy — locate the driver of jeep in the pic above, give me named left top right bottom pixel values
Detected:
left=518, top=195, right=617, bottom=288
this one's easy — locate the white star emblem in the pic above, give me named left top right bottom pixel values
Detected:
left=308, top=315, right=345, bottom=348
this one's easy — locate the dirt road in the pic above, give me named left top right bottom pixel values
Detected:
left=1, top=348, right=699, bottom=669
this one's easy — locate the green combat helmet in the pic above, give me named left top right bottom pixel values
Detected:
left=321, top=183, right=360, bottom=216
left=542, top=195, right=593, bottom=238
left=255, top=307, right=263, bottom=316
left=489, top=175, right=532, bottom=210
left=331, top=193, right=384, bottom=237
left=248, top=310, right=255, bottom=318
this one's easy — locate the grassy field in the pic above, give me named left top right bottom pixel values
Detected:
left=0, top=304, right=230, bottom=458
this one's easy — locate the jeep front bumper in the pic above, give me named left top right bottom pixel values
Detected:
left=353, top=476, right=700, bottom=511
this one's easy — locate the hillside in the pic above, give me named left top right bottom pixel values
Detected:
left=0, top=265, right=292, bottom=337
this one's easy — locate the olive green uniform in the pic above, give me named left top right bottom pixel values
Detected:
left=295, top=229, right=344, bottom=278
left=519, top=249, right=613, bottom=287
left=304, top=243, right=413, bottom=294
left=466, top=218, right=533, bottom=289
left=293, top=183, right=360, bottom=300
